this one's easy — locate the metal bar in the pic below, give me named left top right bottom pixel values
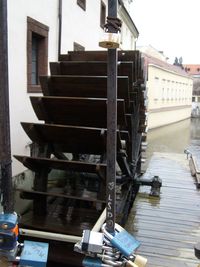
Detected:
left=20, top=228, right=81, bottom=243
left=92, top=208, right=106, bottom=232
left=0, top=0, right=14, bottom=212
left=106, top=0, right=118, bottom=233
left=58, top=0, right=62, bottom=59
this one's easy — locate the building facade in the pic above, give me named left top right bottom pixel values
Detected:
left=141, top=47, right=193, bottom=129
left=183, top=64, right=200, bottom=117
left=7, top=0, right=139, bottom=175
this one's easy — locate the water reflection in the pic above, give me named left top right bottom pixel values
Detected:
left=145, top=118, right=200, bottom=167
left=190, top=117, right=200, bottom=140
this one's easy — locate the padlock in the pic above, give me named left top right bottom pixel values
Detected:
left=0, top=213, right=19, bottom=250
left=74, top=230, right=104, bottom=255
left=99, top=32, right=120, bottom=49
left=0, top=213, right=18, bottom=230
left=125, top=260, right=138, bottom=267
left=0, top=229, right=18, bottom=250
left=126, top=255, right=147, bottom=267
left=101, top=223, right=140, bottom=258
left=133, top=254, right=147, bottom=267
left=19, top=240, right=49, bottom=267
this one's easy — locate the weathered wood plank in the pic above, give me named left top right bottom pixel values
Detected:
left=21, top=122, right=107, bottom=155
left=18, top=188, right=106, bottom=203
left=50, top=61, right=134, bottom=90
left=39, top=75, right=131, bottom=110
left=21, top=122, right=129, bottom=160
left=30, top=96, right=127, bottom=129
left=126, top=153, right=200, bottom=267
left=14, top=155, right=106, bottom=175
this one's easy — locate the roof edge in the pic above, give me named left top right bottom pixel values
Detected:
left=118, top=0, right=139, bottom=36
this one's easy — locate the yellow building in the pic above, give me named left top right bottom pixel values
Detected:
left=141, top=47, right=193, bottom=129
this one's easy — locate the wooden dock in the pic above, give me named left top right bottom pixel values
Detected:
left=126, top=152, right=200, bottom=267
left=189, top=140, right=200, bottom=187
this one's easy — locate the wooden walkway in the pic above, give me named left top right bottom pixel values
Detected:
left=126, top=152, right=200, bottom=267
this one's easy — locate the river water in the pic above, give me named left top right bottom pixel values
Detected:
left=144, top=117, right=200, bottom=169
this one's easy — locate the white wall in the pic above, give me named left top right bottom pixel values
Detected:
left=118, top=5, right=138, bottom=50
left=120, top=18, right=135, bottom=50
left=148, top=107, right=192, bottom=129
left=8, top=0, right=59, bottom=175
left=61, top=0, right=107, bottom=52
left=61, top=0, right=137, bottom=52
left=147, top=64, right=193, bottom=129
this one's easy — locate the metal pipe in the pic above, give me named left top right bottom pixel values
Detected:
left=106, top=0, right=118, bottom=233
left=0, top=0, right=14, bottom=212
left=92, top=208, right=106, bottom=232
left=20, top=228, right=81, bottom=243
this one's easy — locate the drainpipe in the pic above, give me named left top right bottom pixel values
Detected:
left=58, top=0, right=62, bottom=60
left=0, top=0, right=14, bottom=212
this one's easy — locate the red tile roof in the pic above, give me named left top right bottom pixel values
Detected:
left=183, top=64, right=200, bottom=75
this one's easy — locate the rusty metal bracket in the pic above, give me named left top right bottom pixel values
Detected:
left=194, top=242, right=200, bottom=259
left=136, top=175, right=162, bottom=197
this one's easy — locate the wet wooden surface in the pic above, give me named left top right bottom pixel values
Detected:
left=189, top=140, right=200, bottom=168
left=189, top=140, right=200, bottom=186
left=126, top=152, right=200, bottom=267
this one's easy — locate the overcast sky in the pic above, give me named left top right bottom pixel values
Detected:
left=131, top=0, right=200, bottom=64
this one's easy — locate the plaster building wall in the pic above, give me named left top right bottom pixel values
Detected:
left=7, top=0, right=59, bottom=176
left=119, top=10, right=136, bottom=49
left=183, top=64, right=200, bottom=117
left=61, top=0, right=138, bottom=52
left=61, top=0, right=107, bottom=51
left=147, top=64, right=193, bottom=129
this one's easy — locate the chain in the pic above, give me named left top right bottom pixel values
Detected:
left=104, top=17, right=122, bottom=33
left=0, top=160, right=12, bottom=209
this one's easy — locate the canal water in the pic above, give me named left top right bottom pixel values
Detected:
left=144, top=117, right=200, bottom=169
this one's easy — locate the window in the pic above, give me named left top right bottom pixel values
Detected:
left=100, top=1, right=106, bottom=28
left=77, top=0, right=86, bottom=10
left=31, top=34, right=41, bottom=85
left=73, top=42, right=85, bottom=51
left=167, top=88, right=169, bottom=100
left=154, top=76, right=160, bottom=101
left=162, top=88, right=165, bottom=100
left=27, top=17, right=49, bottom=93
